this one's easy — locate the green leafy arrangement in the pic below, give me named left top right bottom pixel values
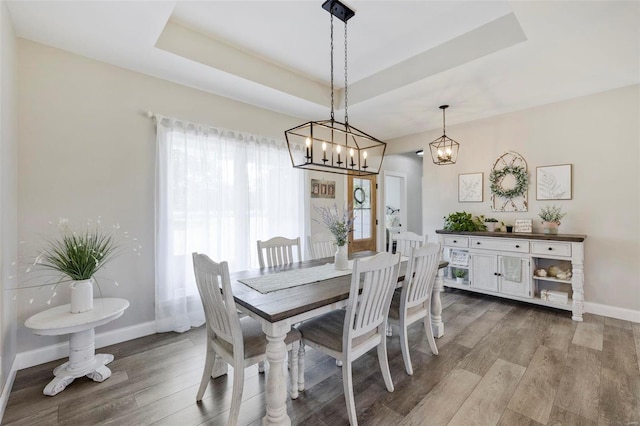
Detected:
left=490, top=165, right=528, bottom=198
left=539, top=205, right=566, bottom=223
left=314, top=205, right=354, bottom=246
left=36, top=221, right=121, bottom=282
left=443, top=212, right=486, bottom=232
left=453, top=269, right=466, bottom=278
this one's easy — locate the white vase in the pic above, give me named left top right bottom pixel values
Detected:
left=542, top=221, right=560, bottom=235
left=334, top=244, right=349, bottom=270
left=70, top=278, right=94, bottom=313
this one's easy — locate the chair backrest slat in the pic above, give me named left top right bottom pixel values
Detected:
left=345, top=252, right=400, bottom=342
left=389, top=231, right=427, bottom=256
left=308, top=233, right=337, bottom=259
left=257, top=236, right=302, bottom=268
left=192, top=253, right=242, bottom=351
left=403, top=243, right=441, bottom=311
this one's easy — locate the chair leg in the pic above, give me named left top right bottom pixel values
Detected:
left=197, top=341, right=216, bottom=401
left=424, top=306, right=439, bottom=355
left=228, top=363, right=244, bottom=426
left=342, top=360, right=358, bottom=426
left=298, top=343, right=306, bottom=392
left=377, top=332, right=395, bottom=392
left=399, top=320, right=413, bottom=375
left=258, top=361, right=265, bottom=373
left=289, top=342, right=299, bottom=399
left=386, top=320, right=393, bottom=337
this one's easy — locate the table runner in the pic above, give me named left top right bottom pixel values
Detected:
left=239, top=255, right=408, bottom=294
left=239, top=262, right=354, bottom=294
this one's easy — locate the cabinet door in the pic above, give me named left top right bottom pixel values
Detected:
left=470, top=253, right=498, bottom=292
left=499, top=256, right=531, bottom=297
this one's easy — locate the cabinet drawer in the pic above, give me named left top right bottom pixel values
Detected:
left=470, top=238, right=529, bottom=253
left=444, top=236, right=469, bottom=248
left=531, top=241, right=572, bottom=257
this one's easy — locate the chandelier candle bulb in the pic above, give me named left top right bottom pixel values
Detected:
left=363, top=150, right=368, bottom=169
left=336, top=145, right=342, bottom=165
left=305, top=138, right=311, bottom=161
left=349, top=148, right=355, bottom=167
left=322, top=142, right=327, bottom=162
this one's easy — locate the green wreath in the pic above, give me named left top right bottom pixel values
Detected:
left=490, top=165, right=528, bottom=198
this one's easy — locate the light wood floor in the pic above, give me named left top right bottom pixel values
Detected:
left=3, top=289, right=640, bottom=426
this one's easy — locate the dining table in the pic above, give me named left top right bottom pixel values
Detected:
left=229, top=253, right=448, bottom=426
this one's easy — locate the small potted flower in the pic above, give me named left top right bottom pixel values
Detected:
left=484, top=217, right=499, bottom=232
left=539, top=205, right=566, bottom=235
left=314, top=205, right=354, bottom=270
left=453, top=269, right=466, bottom=284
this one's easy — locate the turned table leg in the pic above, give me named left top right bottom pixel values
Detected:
left=262, top=322, right=291, bottom=426
left=431, top=269, right=445, bottom=338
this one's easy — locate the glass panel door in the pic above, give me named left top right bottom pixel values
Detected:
left=348, top=175, right=377, bottom=254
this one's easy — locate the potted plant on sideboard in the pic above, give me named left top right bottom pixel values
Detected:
left=539, top=205, right=566, bottom=234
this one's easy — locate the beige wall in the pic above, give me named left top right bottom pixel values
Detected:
left=1, top=0, right=18, bottom=394
left=389, top=85, right=640, bottom=314
left=16, top=39, right=304, bottom=352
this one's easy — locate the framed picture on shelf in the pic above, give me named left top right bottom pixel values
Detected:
left=536, top=164, right=572, bottom=200
left=458, top=173, right=483, bottom=202
left=449, top=250, right=469, bottom=267
left=514, top=219, right=533, bottom=233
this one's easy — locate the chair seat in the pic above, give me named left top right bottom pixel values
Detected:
left=215, top=317, right=301, bottom=359
left=388, top=291, right=426, bottom=321
left=297, top=310, right=375, bottom=353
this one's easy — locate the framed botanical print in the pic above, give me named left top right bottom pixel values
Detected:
left=458, top=173, right=483, bottom=202
left=536, top=164, right=572, bottom=200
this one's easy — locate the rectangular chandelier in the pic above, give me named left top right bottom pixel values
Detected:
left=285, top=119, right=386, bottom=176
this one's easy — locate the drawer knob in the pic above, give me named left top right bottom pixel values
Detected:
left=453, top=240, right=457, bottom=243
left=494, top=272, right=498, bottom=276
left=515, top=245, right=520, bottom=248
left=548, top=247, right=553, bottom=251
left=476, top=242, right=481, bottom=245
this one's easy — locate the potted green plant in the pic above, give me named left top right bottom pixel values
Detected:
left=484, top=217, right=499, bottom=232
left=539, top=205, right=566, bottom=234
left=453, top=269, right=466, bottom=283
left=35, top=219, right=121, bottom=313
left=443, top=212, right=486, bottom=232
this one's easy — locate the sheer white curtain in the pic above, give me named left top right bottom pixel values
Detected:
left=155, top=116, right=305, bottom=333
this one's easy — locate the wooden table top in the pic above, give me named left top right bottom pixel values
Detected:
left=231, top=256, right=447, bottom=324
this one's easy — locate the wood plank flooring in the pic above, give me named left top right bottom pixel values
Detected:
left=3, top=289, right=639, bottom=426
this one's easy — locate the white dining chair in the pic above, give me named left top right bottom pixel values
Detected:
left=387, top=243, right=441, bottom=375
left=192, top=253, right=303, bottom=426
left=257, top=236, right=302, bottom=268
left=297, top=251, right=400, bottom=426
left=307, top=232, right=337, bottom=260
left=388, top=231, right=427, bottom=256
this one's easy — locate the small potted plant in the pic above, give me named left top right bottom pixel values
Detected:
left=453, top=269, right=466, bottom=284
left=443, top=212, right=486, bottom=232
left=539, top=205, right=566, bottom=234
left=484, top=217, right=499, bottom=232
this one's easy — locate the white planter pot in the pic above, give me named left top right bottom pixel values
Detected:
left=334, top=245, right=349, bottom=270
left=456, top=277, right=464, bottom=284
left=542, top=221, right=560, bottom=235
left=70, top=278, right=94, bottom=313
left=485, top=222, right=497, bottom=232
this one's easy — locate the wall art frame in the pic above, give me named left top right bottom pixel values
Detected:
left=458, top=172, right=483, bottom=202
left=311, top=178, right=335, bottom=199
left=536, top=164, right=572, bottom=200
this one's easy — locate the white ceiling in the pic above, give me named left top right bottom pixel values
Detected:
left=6, top=1, right=640, bottom=140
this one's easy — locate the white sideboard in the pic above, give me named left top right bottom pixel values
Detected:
left=436, top=230, right=586, bottom=321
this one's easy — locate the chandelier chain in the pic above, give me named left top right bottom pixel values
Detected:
left=442, top=107, right=446, bottom=135
left=330, top=12, right=334, bottom=122
left=344, top=20, right=349, bottom=126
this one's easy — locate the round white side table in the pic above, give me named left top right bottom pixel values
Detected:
left=25, top=298, right=129, bottom=396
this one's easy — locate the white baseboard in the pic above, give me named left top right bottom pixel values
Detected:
left=584, top=302, right=640, bottom=323
left=0, top=358, right=18, bottom=424
left=16, top=320, right=156, bottom=370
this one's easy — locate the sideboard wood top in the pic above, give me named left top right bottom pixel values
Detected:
left=435, top=229, right=586, bottom=242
